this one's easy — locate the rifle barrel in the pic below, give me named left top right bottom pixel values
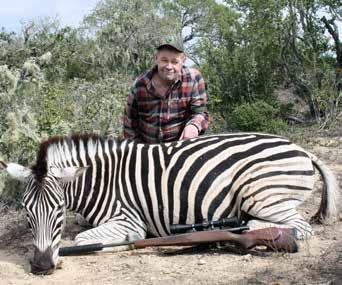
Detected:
left=59, top=240, right=133, bottom=256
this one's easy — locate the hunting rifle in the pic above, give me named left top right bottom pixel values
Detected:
left=59, top=226, right=298, bottom=256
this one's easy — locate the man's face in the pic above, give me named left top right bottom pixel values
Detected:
left=155, top=49, right=185, bottom=82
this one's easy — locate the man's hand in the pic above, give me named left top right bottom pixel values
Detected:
left=179, top=124, right=199, bottom=140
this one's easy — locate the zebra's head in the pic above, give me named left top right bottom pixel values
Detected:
left=0, top=160, right=86, bottom=275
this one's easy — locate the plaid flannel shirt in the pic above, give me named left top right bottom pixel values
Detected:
left=123, top=66, right=210, bottom=143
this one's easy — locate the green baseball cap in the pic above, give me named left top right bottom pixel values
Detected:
left=157, top=34, right=184, bottom=53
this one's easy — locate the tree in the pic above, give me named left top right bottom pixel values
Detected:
left=82, top=0, right=180, bottom=77
left=319, top=0, right=342, bottom=92
left=191, top=0, right=285, bottom=122
left=279, top=0, right=341, bottom=121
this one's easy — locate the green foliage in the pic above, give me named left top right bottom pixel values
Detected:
left=0, top=110, right=40, bottom=164
left=83, top=0, right=180, bottom=77
left=308, top=61, right=341, bottom=116
left=43, top=27, right=99, bottom=81
left=37, top=84, right=73, bottom=135
left=0, top=110, right=40, bottom=207
left=231, top=100, right=287, bottom=133
left=198, top=0, right=285, bottom=119
left=0, top=65, right=19, bottom=93
left=67, top=75, right=130, bottom=133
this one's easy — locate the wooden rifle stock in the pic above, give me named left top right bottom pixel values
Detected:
left=132, top=227, right=298, bottom=252
left=59, top=227, right=298, bottom=256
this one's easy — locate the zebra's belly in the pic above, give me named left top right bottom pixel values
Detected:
left=167, top=154, right=315, bottom=227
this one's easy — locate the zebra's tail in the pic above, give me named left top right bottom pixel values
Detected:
left=308, top=153, right=340, bottom=224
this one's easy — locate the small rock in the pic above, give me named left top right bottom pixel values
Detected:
left=198, top=259, right=206, bottom=265
left=242, top=254, right=252, bottom=261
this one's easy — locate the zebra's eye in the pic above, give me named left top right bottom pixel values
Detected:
left=25, top=213, right=33, bottom=229
left=26, top=218, right=33, bottom=229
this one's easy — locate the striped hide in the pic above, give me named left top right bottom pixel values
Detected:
left=1, top=133, right=339, bottom=274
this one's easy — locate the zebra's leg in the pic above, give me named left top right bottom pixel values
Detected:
left=242, top=204, right=313, bottom=240
left=74, top=219, right=147, bottom=252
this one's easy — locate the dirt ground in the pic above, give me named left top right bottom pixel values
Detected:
left=0, top=136, right=341, bottom=285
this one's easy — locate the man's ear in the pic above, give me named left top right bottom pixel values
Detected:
left=181, top=53, right=186, bottom=64
left=50, top=166, right=88, bottom=183
left=154, top=53, right=159, bottom=63
left=0, top=161, right=32, bottom=182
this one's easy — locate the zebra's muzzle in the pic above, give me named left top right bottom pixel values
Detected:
left=30, top=246, right=55, bottom=275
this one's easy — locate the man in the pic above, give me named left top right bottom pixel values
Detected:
left=123, top=34, right=210, bottom=143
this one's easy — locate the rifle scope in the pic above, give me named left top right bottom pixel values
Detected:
left=170, top=217, right=240, bottom=234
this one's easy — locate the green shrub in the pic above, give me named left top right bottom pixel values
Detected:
left=0, top=109, right=41, bottom=207
left=37, top=84, right=73, bottom=135
left=206, top=112, right=229, bottom=134
left=68, top=75, right=130, bottom=134
left=0, top=110, right=40, bottom=163
left=0, top=65, right=19, bottom=93
left=231, top=100, right=287, bottom=134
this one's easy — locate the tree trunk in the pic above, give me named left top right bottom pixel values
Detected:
left=321, top=16, right=342, bottom=92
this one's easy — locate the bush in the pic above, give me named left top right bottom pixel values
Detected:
left=68, top=75, right=130, bottom=134
left=0, top=109, right=41, bottom=207
left=231, top=100, right=287, bottom=134
left=37, top=84, right=73, bottom=135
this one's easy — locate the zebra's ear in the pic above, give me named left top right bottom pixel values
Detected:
left=0, top=162, right=32, bottom=182
left=50, top=166, right=88, bottom=182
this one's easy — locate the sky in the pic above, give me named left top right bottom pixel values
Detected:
left=0, top=0, right=99, bottom=32
left=1, top=1, right=340, bottom=36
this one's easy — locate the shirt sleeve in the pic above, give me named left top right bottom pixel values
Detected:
left=123, top=87, right=141, bottom=141
left=186, top=71, right=211, bottom=133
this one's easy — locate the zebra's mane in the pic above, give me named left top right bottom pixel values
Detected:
left=32, top=133, right=124, bottom=182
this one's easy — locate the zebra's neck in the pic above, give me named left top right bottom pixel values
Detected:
left=45, top=136, right=166, bottom=226
left=45, top=137, right=122, bottom=221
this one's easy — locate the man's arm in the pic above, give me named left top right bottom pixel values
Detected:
left=180, top=71, right=210, bottom=140
left=123, top=89, right=141, bottom=141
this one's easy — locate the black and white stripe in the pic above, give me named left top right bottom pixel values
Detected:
left=23, top=175, right=65, bottom=252
left=21, top=133, right=339, bottom=251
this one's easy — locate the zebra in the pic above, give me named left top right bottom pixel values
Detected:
left=0, top=133, right=339, bottom=274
